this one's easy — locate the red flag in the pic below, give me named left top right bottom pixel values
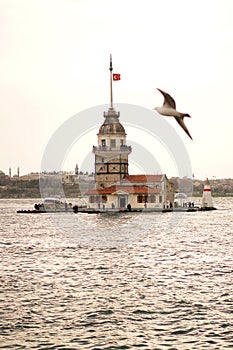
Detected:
left=113, top=73, right=121, bottom=81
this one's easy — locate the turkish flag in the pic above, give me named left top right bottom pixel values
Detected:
left=113, top=73, right=121, bottom=81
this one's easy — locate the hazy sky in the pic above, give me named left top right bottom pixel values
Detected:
left=1, top=0, right=233, bottom=179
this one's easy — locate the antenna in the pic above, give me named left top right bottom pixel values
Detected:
left=109, top=54, right=113, bottom=108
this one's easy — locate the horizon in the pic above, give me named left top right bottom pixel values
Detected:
left=2, top=168, right=232, bottom=182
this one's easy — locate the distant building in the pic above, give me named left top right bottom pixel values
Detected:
left=0, top=170, right=7, bottom=179
left=62, top=171, right=78, bottom=185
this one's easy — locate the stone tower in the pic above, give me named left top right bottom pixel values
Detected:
left=93, top=107, right=131, bottom=189
left=92, top=55, right=131, bottom=189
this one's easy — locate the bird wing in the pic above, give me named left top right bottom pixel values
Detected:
left=174, top=116, right=193, bottom=140
left=157, top=88, right=176, bottom=109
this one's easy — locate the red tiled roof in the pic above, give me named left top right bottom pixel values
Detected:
left=123, top=174, right=163, bottom=183
left=86, top=185, right=161, bottom=196
left=86, top=187, right=116, bottom=195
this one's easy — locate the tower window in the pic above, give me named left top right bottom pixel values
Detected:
left=120, top=139, right=124, bottom=146
left=101, top=139, right=106, bottom=147
left=110, top=139, right=116, bottom=148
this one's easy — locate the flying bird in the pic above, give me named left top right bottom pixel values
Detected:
left=154, top=88, right=193, bottom=140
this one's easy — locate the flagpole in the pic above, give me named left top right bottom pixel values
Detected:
left=110, top=54, right=113, bottom=108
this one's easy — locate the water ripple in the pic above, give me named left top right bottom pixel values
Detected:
left=0, top=198, right=233, bottom=348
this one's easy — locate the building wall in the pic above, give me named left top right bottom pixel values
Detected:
left=95, top=154, right=129, bottom=189
left=128, top=193, right=164, bottom=209
left=164, top=175, right=175, bottom=207
left=97, top=133, right=126, bottom=148
left=87, top=192, right=165, bottom=209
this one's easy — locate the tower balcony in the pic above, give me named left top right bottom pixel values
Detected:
left=93, top=145, right=132, bottom=156
left=103, top=110, right=120, bottom=118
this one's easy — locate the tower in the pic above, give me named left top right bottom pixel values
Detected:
left=92, top=55, right=131, bottom=189
left=75, top=163, right=79, bottom=175
left=201, top=178, right=214, bottom=208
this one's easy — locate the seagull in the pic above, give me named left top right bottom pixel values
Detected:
left=154, top=88, right=193, bottom=140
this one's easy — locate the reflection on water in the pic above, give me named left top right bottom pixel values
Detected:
left=0, top=198, right=233, bottom=349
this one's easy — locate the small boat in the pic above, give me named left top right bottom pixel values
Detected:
left=17, top=197, right=74, bottom=213
left=174, top=193, right=189, bottom=208
left=173, top=193, right=200, bottom=212
left=42, top=197, right=74, bottom=212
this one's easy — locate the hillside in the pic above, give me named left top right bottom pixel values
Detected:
left=0, top=172, right=232, bottom=198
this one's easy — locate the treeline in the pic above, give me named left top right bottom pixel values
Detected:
left=170, top=177, right=233, bottom=197
left=0, top=178, right=81, bottom=198
left=0, top=175, right=232, bottom=198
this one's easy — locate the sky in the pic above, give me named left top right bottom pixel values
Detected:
left=0, top=0, right=233, bottom=180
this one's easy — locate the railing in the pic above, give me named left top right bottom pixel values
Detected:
left=93, top=145, right=132, bottom=152
left=103, top=111, right=120, bottom=118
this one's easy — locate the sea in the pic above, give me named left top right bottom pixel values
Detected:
left=1, top=197, right=233, bottom=350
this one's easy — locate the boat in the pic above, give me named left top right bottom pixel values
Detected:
left=174, top=193, right=192, bottom=208
left=17, top=197, right=76, bottom=213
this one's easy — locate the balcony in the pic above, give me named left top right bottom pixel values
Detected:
left=103, top=110, right=120, bottom=118
left=93, top=145, right=132, bottom=155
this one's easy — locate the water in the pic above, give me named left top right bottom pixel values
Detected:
left=1, top=198, right=233, bottom=349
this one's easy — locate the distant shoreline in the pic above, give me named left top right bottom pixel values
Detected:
left=0, top=173, right=232, bottom=199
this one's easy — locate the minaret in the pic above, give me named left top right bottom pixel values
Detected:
left=92, top=55, right=131, bottom=189
left=75, top=163, right=79, bottom=175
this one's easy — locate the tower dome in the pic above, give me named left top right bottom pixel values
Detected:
left=98, top=107, right=126, bottom=135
